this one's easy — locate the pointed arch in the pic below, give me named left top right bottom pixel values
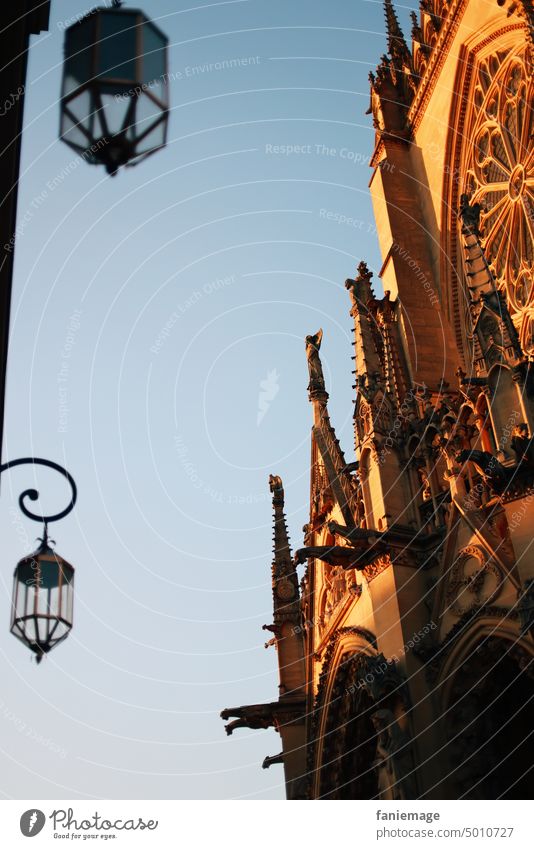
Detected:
left=438, top=622, right=534, bottom=798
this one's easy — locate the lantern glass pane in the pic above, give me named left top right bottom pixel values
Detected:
left=98, top=12, right=138, bottom=81
left=142, top=23, right=166, bottom=89
left=146, top=77, right=167, bottom=108
left=62, top=566, right=74, bottom=624
left=22, top=584, right=30, bottom=618
left=11, top=621, right=24, bottom=639
left=67, top=584, right=74, bottom=623
left=60, top=584, right=69, bottom=621
left=61, top=110, right=91, bottom=151
left=53, top=620, right=70, bottom=642
left=98, top=85, right=133, bottom=136
left=136, top=92, right=164, bottom=139
left=50, top=585, right=60, bottom=616
left=39, top=558, right=62, bottom=589
left=136, top=120, right=166, bottom=155
left=11, top=574, right=20, bottom=621
left=25, top=618, right=37, bottom=642
left=36, top=587, right=49, bottom=616
left=65, top=88, right=93, bottom=126
left=64, top=19, right=95, bottom=93
left=35, top=619, right=44, bottom=643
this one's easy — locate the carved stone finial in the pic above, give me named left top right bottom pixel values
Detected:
left=269, top=473, right=284, bottom=503
left=384, top=0, right=411, bottom=63
left=410, top=10, right=422, bottom=40
left=357, top=260, right=373, bottom=283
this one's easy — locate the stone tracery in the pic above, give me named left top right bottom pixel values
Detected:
left=462, top=45, right=534, bottom=335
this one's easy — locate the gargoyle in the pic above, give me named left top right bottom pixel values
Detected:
left=455, top=450, right=511, bottom=492
left=220, top=704, right=275, bottom=736
left=262, top=753, right=284, bottom=770
left=459, top=193, right=483, bottom=236
left=294, top=541, right=388, bottom=571
left=327, top=520, right=382, bottom=544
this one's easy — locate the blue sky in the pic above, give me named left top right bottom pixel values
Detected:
left=0, top=0, right=419, bottom=800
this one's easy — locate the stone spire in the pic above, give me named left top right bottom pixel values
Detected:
left=383, top=0, right=411, bottom=66
left=220, top=476, right=307, bottom=799
left=269, top=474, right=299, bottom=615
left=346, top=261, right=383, bottom=394
left=304, top=329, right=358, bottom=529
left=368, top=2, right=415, bottom=135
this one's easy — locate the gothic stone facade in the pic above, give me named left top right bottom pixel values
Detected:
left=221, top=0, right=534, bottom=799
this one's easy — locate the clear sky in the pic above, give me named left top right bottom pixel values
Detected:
left=0, top=0, right=419, bottom=800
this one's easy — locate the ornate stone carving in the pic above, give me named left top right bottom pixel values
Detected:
left=363, top=553, right=392, bottom=583
left=445, top=545, right=504, bottom=615
left=461, top=44, right=534, bottom=332
left=321, top=564, right=353, bottom=625
left=276, top=578, right=296, bottom=601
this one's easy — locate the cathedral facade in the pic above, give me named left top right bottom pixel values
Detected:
left=221, top=0, right=534, bottom=799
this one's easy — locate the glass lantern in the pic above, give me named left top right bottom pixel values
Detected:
left=60, top=3, right=169, bottom=174
left=10, top=534, right=74, bottom=663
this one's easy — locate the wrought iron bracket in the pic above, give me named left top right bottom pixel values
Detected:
left=0, top=457, right=77, bottom=524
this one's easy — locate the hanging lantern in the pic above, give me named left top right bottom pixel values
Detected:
left=59, top=0, right=169, bottom=175
left=10, top=530, right=74, bottom=663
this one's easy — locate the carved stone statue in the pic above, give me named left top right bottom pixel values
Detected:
left=417, top=466, right=432, bottom=501
left=371, top=709, right=416, bottom=800
left=305, top=329, right=326, bottom=395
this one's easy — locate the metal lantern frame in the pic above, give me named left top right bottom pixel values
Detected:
left=1, top=457, right=77, bottom=662
left=60, top=2, right=169, bottom=174
left=10, top=528, right=75, bottom=663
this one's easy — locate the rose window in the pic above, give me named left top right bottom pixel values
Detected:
left=462, top=46, right=533, bottom=328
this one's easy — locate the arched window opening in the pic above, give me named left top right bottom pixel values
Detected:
left=445, top=638, right=534, bottom=799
